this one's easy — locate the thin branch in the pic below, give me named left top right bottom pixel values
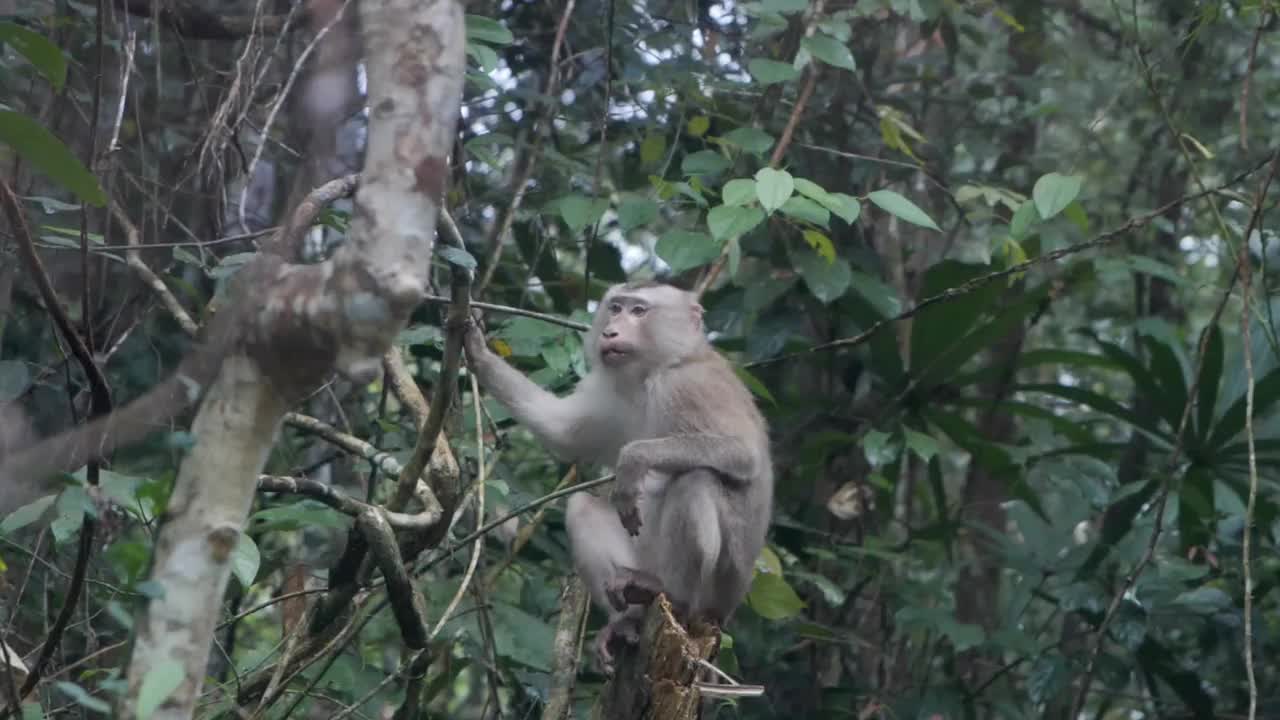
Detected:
left=1238, top=9, right=1270, bottom=151
left=424, top=373, right=489, bottom=643
left=747, top=154, right=1277, bottom=368
left=417, top=474, right=616, bottom=576
left=1070, top=153, right=1280, bottom=716
left=391, top=212, right=472, bottom=511
left=257, top=475, right=439, bottom=531
left=115, top=0, right=306, bottom=39
left=423, top=295, right=589, bottom=332
left=0, top=176, right=114, bottom=706
left=474, top=0, right=577, bottom=295
left=695, top=0, right=826, bottom=297
left=1238, top=154, right=1279, bottom=720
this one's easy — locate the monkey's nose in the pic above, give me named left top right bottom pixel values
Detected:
left=602, top=328, right=619, bottom=339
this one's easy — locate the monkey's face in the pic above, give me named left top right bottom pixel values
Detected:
left=596, top=294, right=650, bottom=368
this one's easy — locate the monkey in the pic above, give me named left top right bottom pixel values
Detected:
left=463, top=281, right=773, bottom=673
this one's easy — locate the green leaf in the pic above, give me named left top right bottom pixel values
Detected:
left=720, top=127, right=775, bottom=155
left=656, top=230, right=720, bottom=272
left=746, top=572, right=806, bottom=619
left=20, top=702, right=41, bottom=720
left=734, top=365, right=777, bottom=405
left=760, top=0, right=808, bottom=13
left=639, top=133, right=667, bottom=167
left=1032, top=172, right=1083, bottom=220
left=867, top=189, right=939, bottom=230
left=722, top=178, right=757, bottom=206
left=1209, top=364, right=1280, bottom=448
left=707, top=205, right=765, bottom=241
left=792, top=248, right=851, bottom=303
left=55, top=682, right=110, bottom=714
left=747, top=58, right=800, bottom=85
left=1195, top=325, right=1223, bottom=443
left=801, top=34, right=857, bottom=71
left=617, top=198, right=658, bottom=231
left=781, top=196, right=830, bottom=227
left=802, top=230, right=835, bottom=263
left=824, top=193, right=861, bottom=224
left=51, top=486, right=91, bottom=544
left=687, top=115, right=711, bottom=137
left=437, top=245, right=476, bottom=270
left=755, top=167, right=794, bottom=213
left=1009, top=199, right=1040, bottom=240
left=848, top=270, right=901, bottom=317
left=903, top=428, right=940, bottom=462
left=682, top=149, right=731, bottom=176
left=465, top=15, right=514, bottom=45
left=231, top=533, right=261, bottom=588
left=466, top=43, right=500, bottom=72
left=0, top=360, right=31, bottom=402
left=0, top=494, right=56, bottom=534
left=0, top=111, right=105, bottom=206
left=556, top=194, right=607, bottom=234
left=136, top=664, right=184, bottom=720
left=0, top=22, right=67, bottom=91
left=489, top=602, right=555, bottom=670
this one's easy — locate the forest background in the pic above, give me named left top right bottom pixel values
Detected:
left=0, top=1, right=1278, bottom=719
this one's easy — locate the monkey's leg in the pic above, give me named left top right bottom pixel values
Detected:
left=604, top=567, right=664, bottom=611
left=566, top=492, right=642, bottom=612
left=647, top=469, right=725, bottom=623
left=593, top=606, right=643, bottom=675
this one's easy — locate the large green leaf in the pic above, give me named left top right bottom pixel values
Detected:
left=1093, top=339, right=1178, bottom=431
left=0, top=111, right=105, bottom=206
left=655, top=230, right=720, bottom=272
left=0, top=22, right=67, bottom=91
left=1176, top=465, right=1215, bottom=552
left=1207, top=364, right=1280, bottom=449
left=1143, top=334, right=1189, bottom=435
left=1017, top=383, right=1168, bottom=441
left=909, top=261, right=1001, bottom=378
left=1194, top=325, right=1223, bottom=446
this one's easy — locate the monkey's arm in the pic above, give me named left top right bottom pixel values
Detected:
left=611, top=434, right=760, bottom=535
left=463, top=324, right=605, bottom=462
left=616, top=435, right=758, bottom=486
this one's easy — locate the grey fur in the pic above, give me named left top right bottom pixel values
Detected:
left=464, top=283, right=773, bottom=673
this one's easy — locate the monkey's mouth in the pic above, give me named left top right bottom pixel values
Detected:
left=599, top=345, right=633, bottom=364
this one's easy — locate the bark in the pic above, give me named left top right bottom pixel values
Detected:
left=111, top=1, right=468, bottom=718
left=592, top=597, right=720, bottom=720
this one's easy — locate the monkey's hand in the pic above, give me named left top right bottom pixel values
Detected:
left=611, top=463, right=644, bottom=536
left=461, top=315, right=490, bottom=362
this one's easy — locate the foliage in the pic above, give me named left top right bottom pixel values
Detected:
left=2, top=1, right=1279, bottom=719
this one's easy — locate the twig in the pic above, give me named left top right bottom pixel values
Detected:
left=422, top=373, right=489, bottom=642
left=541, top=577, right=588, bottom=720
left=236, top=0, right=353, bottom=233
left=257, top=475, right=439, bottom=531
left=1237, top=153, right=1279, bottom=720
left=1238, top=9, right=1269, bottom=151
left=746, top=154, right=1276, bottom=368
left=1070, top=152, right=1280, bottom=716
left=417, top=474, right=615, bottom=576
left=475, top=0, right=577, bottom=294
left=113, top=198, right=199, bottom=335
left=423, top=295, right=589, bottom=332
left=695, top=0, right=826, bottom=297
left=0, top=176, right=115, bottom=708
left=392, top=211, right=472, bottom=510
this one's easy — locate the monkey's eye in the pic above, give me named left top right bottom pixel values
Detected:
left=609, top=302, right=624, bottom=315
left=630, top=305, right=648, bottom=317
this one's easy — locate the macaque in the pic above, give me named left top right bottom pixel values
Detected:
left=463, top=281, right=773, bottom=672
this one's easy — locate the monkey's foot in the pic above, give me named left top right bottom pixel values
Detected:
left=594, top=614, right=641, bottom=676
left=605, top=569, right=663, bottom=612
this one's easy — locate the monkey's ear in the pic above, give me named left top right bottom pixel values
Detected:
left=690, top=303, right=704, bottom=330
